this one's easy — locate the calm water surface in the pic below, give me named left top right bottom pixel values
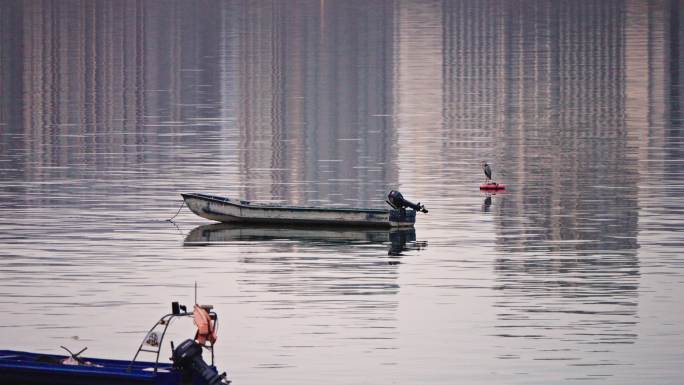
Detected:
left=1, top=1, right=683, bottom=384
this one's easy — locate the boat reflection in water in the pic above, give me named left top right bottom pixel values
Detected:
left=184, top=223, right=425, bottom=256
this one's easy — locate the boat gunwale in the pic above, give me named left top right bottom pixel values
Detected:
left=0, top=350, right=171, bottom=379
left=181, top=193, right=391, bottom=214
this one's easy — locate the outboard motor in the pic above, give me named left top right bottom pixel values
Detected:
left=387, top=190, right=428, bottom=213
left=172, top=339, right=229, bottom=385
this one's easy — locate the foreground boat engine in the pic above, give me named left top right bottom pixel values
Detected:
left=172, top=339, right=229, bottom=385
left=387, top=190, right=428, bottom=213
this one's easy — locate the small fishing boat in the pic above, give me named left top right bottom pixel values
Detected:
left=0, top=301, right=230, bottom=385
left=181, top=190, right=428, bottom=228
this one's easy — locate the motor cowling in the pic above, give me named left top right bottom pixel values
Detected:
left=172, top=339, right=229, bottom=385
left=387, top=190, right=428, bottom=213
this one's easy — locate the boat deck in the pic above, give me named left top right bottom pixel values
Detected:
left=183, top=193, right=389, bottom=214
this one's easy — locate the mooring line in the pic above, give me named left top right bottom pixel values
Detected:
left=166, top=200, right=186, bottom=222
left=168, top=218, right=186, bottom=237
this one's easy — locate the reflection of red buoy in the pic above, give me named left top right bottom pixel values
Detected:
left=480, top=183, right=506, bottom=190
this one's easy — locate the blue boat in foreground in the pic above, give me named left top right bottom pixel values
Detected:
left=0, top=351, right=185, bottom=385
left=0, top=301, right=230, bottom=385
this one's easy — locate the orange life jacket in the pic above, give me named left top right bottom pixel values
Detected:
left=193, top=304, right=217, bottom=346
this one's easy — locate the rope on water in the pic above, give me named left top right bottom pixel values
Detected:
left=166, top=200, right=186, bottom=222
left=168, top=218, right=186, bottom=237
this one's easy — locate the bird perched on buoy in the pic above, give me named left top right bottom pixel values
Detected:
left=479, top=161, right=506, bottom=190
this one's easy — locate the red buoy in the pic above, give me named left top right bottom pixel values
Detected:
left=480, top=183, right=506, bottom=190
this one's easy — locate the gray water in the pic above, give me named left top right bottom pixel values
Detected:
left=1, top=1, right=683, bottom=384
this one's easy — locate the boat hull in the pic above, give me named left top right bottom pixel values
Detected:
left=0, top=350, right=206, bottom=385
left=181, top=193, right=416, bottom=227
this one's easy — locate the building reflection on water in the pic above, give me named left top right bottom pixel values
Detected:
left=0, top=0, right=397, bottom=208
left=462, top=0, right=677, bottom=355
left=2, top=0, right=679, bottom=207
left=220, top=1, right=397, bottom=206
left=0, top=0, right=683, bottom=373
left=391, top=0, right=680, bottom=359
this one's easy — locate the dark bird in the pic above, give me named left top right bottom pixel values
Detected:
left=481, top=161, right=492, bottom=183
